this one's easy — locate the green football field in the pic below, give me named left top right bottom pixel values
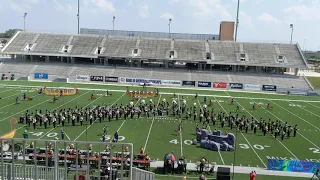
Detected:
left=0, top=81, right=319, bottom=178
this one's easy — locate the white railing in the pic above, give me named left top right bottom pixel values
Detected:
left=132, top=167, right=155, bottom=180
left=302, top=74, right=314, bottom=91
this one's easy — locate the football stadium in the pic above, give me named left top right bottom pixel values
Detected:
left=0, top=2, right=320, bottom=180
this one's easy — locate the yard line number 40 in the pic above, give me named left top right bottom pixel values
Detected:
left=169, top=139, right=193, bottom=145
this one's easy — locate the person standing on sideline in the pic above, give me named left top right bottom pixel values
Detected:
left=23, top=130, right=28, bottom=139
left=294, top=125, right=298, bottom=137
left=61, top=129, right=65, bottom=140
left=16, top=97, right=19, bottom=104
left=250, top=171, right=256, bottom=180
left=23, top=93, right=26, bottom=101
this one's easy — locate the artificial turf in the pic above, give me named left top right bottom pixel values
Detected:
left=0, top=80, right=319, bottom=180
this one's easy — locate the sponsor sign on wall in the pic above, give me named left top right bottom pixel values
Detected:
left=244, top=84, right=261, bottom=90
left=213, top=82, right=227, bottom=88
left=90, top=76, right=104, bottom=82
left=75, top=75, right=89, bottom=82
left=161, top=80, right=181, bottom=86
left=105, top=76, right=118, bottom=82
left=198, top=81, right=211, bottom=88
left=34, top=73, right=48, bottom=79
left=182, top=81, right=196, bottom=87
left=230, top=83, right=243, bottom=89
left=119, top=77, right=162, bottom=85
left=262, top=85, right=277, bottom=91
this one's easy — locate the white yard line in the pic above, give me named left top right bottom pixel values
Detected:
left=200, top=96, right=227, bottom=165
left=65, top=132, right=71, bottom=140
left=38, top=128, right=55, bottom=139
left=0, top=84, right=71, bottom=121
left=73, top=92, right=126, bottom=141
left=270, top=100, right=320, bottom=131
left=19, top=90, right=92, bottom=140
left=294, top=102, right=320, bottom=118
left=306, top=102, right=320, bottom=109
left=276, top=139, right=298, bottom=159
left=213, top=94, right=264, bottom=167
left=2, top=84, right=320, bottom=103
left=225, top=91, right=299, bottom=161
left=0, top=88, right=19, bottom=94
left=249, top=98, right=320, bottom=150
left=111, top=97, right=142, bottom=141
left=218, top=150, right=225, bottom=165
left=0, top=99, right=52, bottom=122
left=0, top=91, right=24, bottom=100
left=143, top=94, right=162, bottom=152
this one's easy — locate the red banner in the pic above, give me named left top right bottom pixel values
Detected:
left=213, top=82, right=227, bottom=88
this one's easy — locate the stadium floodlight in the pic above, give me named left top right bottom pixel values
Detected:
left=290, top=24, right=294, bottom=44
left=23, top=13, right=27, bottom=31
left=234, top=0, right=240, bottom=42
left=112, top=15, right=116, bottom=30
left=77, top=0, right=80, bottom=34
left=168, top=18, right=172, bottom=34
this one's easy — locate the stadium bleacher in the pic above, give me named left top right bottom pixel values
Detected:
left=0, top=31, right=311, bottom=91
left=0, top=61, right=310, bottom=90
left=1, top=31, right=307, bottom=68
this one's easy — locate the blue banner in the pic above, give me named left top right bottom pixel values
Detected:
left=34, top=73, right=48, bottom=79
left=198, top=81, right=211, bottom=88
left=268, top=159, right=320, bottom=173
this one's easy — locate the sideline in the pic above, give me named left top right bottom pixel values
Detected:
left=1, top=84, right=320, bottom=103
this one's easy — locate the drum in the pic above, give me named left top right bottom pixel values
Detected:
left=2, top=143, right=10, bottom=152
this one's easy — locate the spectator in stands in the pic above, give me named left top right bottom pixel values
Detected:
left=250, top=171, right=256, bottom=180
left=199, top=174, right=206, bottom=180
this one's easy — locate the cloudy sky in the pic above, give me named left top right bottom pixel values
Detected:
left=0, top=0, right=319, bottom=50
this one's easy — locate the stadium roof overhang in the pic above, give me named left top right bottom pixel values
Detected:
left=2, top=52, right=98, bottom=59
left=1, top=51, right=307, bottom=69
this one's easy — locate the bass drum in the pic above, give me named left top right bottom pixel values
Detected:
left=2, top=143, right=10, bottom=152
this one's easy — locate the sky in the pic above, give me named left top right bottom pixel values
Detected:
left=0, top=0, right=319, bottom=50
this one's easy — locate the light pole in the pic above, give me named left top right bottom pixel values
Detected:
left=168, top=18, right=172, bottom=34
left=303, top=39, right=306, bottom=52
left=290, top=24, right=294, bottom=44
left=112, top=16, right=115, bottom=30
left=77, top=0, right=80, bottom=34
left=23, top=13, right=27, bottom=31
left=234, top=0, right=240, bottom=42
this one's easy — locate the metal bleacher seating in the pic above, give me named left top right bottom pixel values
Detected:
left=174, top=40, right=205, bottom=60
left=0, top=61, right=311, bottom=90
left=70, top=35, right=104, bottom=56
left=139, top=38, right=171, bottom=59
left=33, top=34, right=70, bottom=53
left=102, top=37, right=137, bottom=57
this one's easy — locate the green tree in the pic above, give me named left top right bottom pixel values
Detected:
left=4, top=29, right=23, bottom=38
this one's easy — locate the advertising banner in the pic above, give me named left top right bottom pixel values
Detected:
left=119, top=77, right=162, bottom=85
left=161, top=80, right=181, bottom=86
left=75, top=75, right=89, bottom=82
left=34, top=73, right=48, bottom=80
left=90, top=76, right=104, bottom=82
left=105, top=76, right=118, bottom=82
left=244, top=84, right=261, bottom=90
left=182, top=81, right=196, bottom=87
left=213, top=82, right=227, bottom=88
left=262, top=85, right=277, bottom=91
left=268, top=159, right=320, bottom=173
left=230, top=83, right=243, bottom=89
left=198, top=81, right=211, bottom=88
